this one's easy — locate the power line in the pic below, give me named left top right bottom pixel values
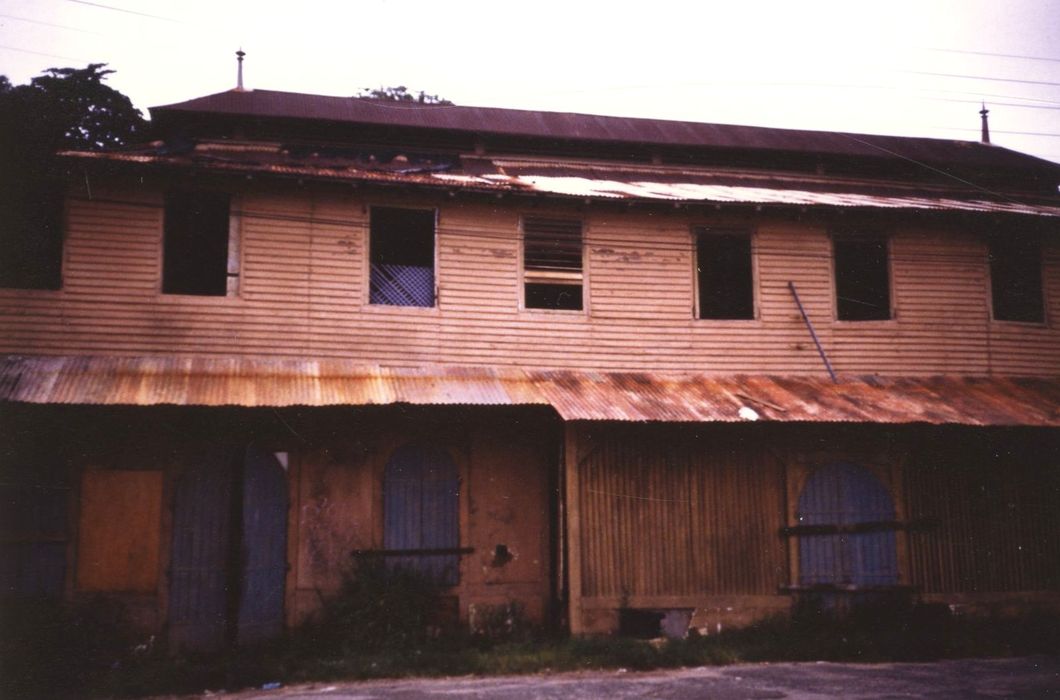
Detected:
left=921, top=96, right=1060, bottom=111
left=909, top=88, right=1060, bottom=107
left=932, top=127, right=1060, bottom=138
left=0, top=44, right=91, bottom=62
left=918, top=46, right=1060, bottom=65
left=63, top=0, right=181, bottom=23
left=905, top=70, right=1060, bottom=88
left=0, top=12, right=107, bottom=35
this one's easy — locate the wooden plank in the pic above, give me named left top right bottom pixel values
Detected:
left=564, top=423, right=584, bottom=634
left=2, top=189, right=1059, bottom=377
left=76, top=470, right=163, bottom=592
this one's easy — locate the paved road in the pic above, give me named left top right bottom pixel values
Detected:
left=216, top=655, right=1060, bottom=699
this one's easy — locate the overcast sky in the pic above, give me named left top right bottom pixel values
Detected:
left=1, top=0, right=1058, bottom=163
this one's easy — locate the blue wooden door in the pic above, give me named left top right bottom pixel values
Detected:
left=237, top=446, right=288, bottom=645
left=170, top=446, right=288, bottom=651
left=169, top=452, right=232, bottom=652
left=383, top=444, right=459, bottom=585
left=797, top=463, right=898, bottom=586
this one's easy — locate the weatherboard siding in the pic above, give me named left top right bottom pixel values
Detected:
left=1, top=178, right=1057, bottom=376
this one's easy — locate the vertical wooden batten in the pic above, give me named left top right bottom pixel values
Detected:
left=564, top=422, right=584, bottom=634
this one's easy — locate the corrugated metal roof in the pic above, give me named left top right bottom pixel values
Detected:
left=3, top=356, right=1059, bottom=427
left=0, top=356, right=545, bottom=408
left=531, top=371, right=1060, bottom=425
left=150, top=89, right=1060, bottom=175
left=61, top=147, right=1060, bottom=218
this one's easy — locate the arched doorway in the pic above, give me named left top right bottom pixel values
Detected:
left=383, top=444, right=460, bottom=585
left=796, top=463, right=898, bottom=587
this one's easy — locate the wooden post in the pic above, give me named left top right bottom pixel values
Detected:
left=564, top=422, right=584, bottom=635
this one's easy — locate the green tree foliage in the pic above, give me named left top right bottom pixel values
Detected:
left=358, top=85, right=453, bottom=105
left=0, top=64, right=145, bottom=288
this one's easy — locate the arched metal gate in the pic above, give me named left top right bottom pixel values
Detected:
left=796, top=463, right=898, bottom=587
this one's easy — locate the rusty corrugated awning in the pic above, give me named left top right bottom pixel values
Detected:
left=2, top=356, right=1059, bottom=427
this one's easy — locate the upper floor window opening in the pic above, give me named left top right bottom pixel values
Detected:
left=369, top=206, right=436, bottom=308
left=0, top=183, right=63, bottom=291
left=989, top=233, right=1044, bottom=323
left=833, top=234, right=891, bottom=321
left=162, top=191, right=236, bottom=296
left=523, top=216, right=583, bottom=311
left=695, top=228, right=754, bottom=320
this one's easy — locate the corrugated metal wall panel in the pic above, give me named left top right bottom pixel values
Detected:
left=2, top=180, right=1059, bottom=377
left=577, top=427, right=786, bottom=599
left=905, top=451, right=1060, bottom=594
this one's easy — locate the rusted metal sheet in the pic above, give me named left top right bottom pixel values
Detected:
left=577, top=426, right=786, bottom=598
left=0, top=356, right=547, bottom=408
left=530, top=372, right=1060, bottom=426
left=149, top=89, right=1060, bottom=174
left=60, top=146, right=1060, bottom=217
left=2, top=355, right=1060, bottom=427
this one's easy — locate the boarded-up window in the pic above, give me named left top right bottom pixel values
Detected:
left=77, top=470, right=162, bottom=592
left=523, top=216, right=583, bottom=311
left=696, top=229, right=754, bottom=320
left=0, top=484, right=68, bottom=597
left=833, top=235, right=891, bottom=321
left=990, top=234, right=1043, bottom=323
left=163, top=191, right=234, bottom=296
left=369, top=206, right=435, bottom=307
left=383, top=444, right=460, bottom=585
left=796, top=463, right=898, bottom=587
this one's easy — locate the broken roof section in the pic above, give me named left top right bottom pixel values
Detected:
left=3, top=356, right=1059, bottom=427
left=62, top=143, right=1060, bottom=218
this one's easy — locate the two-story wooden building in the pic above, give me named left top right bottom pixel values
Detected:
left=2, top=86, right=1059, bottom=649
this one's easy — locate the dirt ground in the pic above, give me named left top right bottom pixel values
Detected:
left=203, top=655, right=1060, bottom=699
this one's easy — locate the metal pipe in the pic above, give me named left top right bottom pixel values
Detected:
left=788, top=281, right=838, bottom=383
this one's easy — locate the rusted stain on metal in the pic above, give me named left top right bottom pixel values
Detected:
left=0, top=356, right=547, bottom=408
left=60, top=145, right=1060, bottom=218
left=3, top=355, right=1060, bottom=427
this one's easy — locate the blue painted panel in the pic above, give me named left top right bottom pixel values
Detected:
left=169, top=454, right=231, bottom=652
left=383, top=444, right=459, bottom=585
left=237, top=446, right=288, bottom=645
left=0, top=485, right=67, bottom=597
left=0, top=542, right=66, bottom=597
left=797, top=463, right=898, bottom=586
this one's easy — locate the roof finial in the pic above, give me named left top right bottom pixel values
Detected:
left=235, top=48, right=246, bottom=92
left=979, top=102, right=990, bottom=144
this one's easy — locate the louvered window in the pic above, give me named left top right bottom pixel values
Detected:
left=369, top=206, right=435, bottom=307
left=523, top=216, right=583, bottom=311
